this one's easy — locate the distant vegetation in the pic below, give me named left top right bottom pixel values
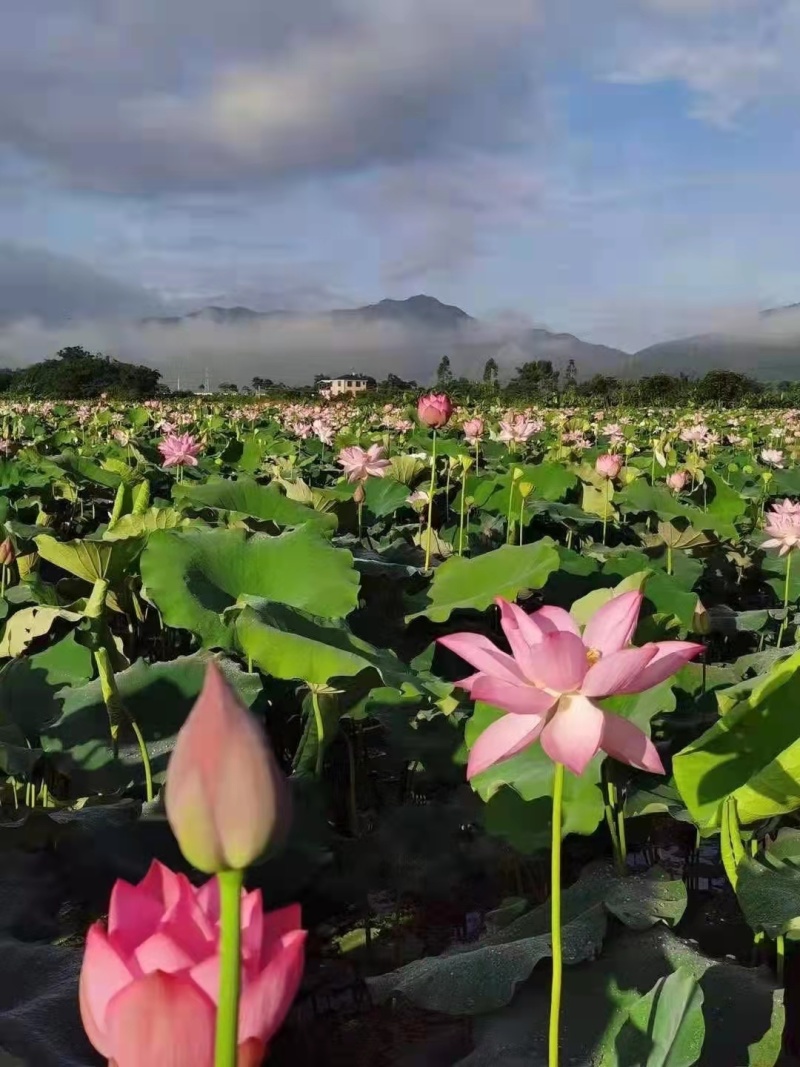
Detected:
left=3, top=346, right=800, bottom=407
left=0, top=346, right=161, bottom=399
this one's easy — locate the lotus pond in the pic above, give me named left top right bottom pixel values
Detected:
left=3, top=396, right=800, bottom=1065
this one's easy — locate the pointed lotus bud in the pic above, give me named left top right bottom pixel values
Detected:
left=692, top=600, right=712, bottom=637
left=0, top=537, right=14, bottom=566
left=353, top=483, right=366, bottom=504
left=165, top=661, right=291, bottom=873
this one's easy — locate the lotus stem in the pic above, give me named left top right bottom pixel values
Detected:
left=214, top=868, right=244, bottom=1067
left=778, top=550, right=793, bottom=648
left=312, top=689, right=325, bottom=778
left=549, top=761, right=565, bottom=1067
left=424, top=431, right=437, bottom=571
left=458, top=480, right=467, bottom=556
left=777, top=935, right=785, bottom=985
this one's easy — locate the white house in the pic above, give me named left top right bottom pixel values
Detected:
left=318, top=371, right=377, bottom=397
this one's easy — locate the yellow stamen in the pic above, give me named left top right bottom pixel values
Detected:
left=586, top=648, right=601, bottom=666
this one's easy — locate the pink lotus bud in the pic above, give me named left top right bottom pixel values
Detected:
left=0, top=537, right=14, bottom=566
left=353, top=482, right=366, bottom=504
left=79, top=860, right=305, bottom=1066
left=165, top=661, right=291, bottom=873
left=417, top=393, right=453, bottom=429
left=595, top=453, right=622, bottom=480
left=667, top=470, right=689, bottom=492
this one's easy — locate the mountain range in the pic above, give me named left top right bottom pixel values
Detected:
left=141, top=294, right=636, bottom=380
left=140, top=292, right=800, bottom=381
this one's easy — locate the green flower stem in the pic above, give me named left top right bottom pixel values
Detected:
left=312, top=689, right=325, bottom=778
left=458, top=480, right=467, bottom=556
left=549, top=761, right=565, bottom=1067
left=519, top=499, right=525, bottom=546
left=778, top=550, right=793, bottom=648
left=604, top=781, right=626, bottom=874
left=603, top=798, right=622, bottom=872
left=602, top=481, right=610, bottom=545
left=506, top=482, right=515, bottom=545
left=666, top=541, right=673, bottom=576
left=777, top=935, right=785, bottom=985
left=424, top=431, right=437, bottom=571
left=214, top=868, right=244, bottom=1067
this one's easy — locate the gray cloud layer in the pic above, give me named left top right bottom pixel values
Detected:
left=0, top=0, right=541, bottom=193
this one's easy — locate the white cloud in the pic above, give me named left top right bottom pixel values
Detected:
left=608, top=41, right=779, bottom=125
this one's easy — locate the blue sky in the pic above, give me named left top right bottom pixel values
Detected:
left=2, top=0, right=800, bottom=351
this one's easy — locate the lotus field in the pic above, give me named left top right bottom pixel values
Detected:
left=4, top=394, right=800, bottom=1065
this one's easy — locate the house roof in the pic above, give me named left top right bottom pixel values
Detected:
left=320, top=372, right=376, bottom=383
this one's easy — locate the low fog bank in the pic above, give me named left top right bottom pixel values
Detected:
left=0, top=314, right=542, bottom=388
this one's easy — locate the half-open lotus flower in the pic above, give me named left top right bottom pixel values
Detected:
left=158, top=432, right=202, bottom=468
left=439, top=592, right=702, bottom=778
left=763, top=499, right=800, bottom=554
left=79, top=860, right=306, bottom=1067
left=336, top=444, right=391, bottom=483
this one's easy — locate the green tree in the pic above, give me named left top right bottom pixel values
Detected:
left=505, top=360, right=560, bottom=400
left=10, top=347, right=161, bottom=399
left=436, top=355, right=454, bottom=388
left=693, top=370, right=763, bottom=406
left=482, top=357, right=499, bottom=387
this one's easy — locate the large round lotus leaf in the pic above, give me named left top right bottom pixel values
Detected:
left=140, top=525, right=360, bottom=647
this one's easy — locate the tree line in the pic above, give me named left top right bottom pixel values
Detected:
left=0, top=345, right=797, bottom=407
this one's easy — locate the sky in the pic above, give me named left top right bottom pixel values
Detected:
left=2, top=0, right=800, bottom=373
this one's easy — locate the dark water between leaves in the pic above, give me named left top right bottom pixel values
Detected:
left=0, top=820, right=798, bottom=1067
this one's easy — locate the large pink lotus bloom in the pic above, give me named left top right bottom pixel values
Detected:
left=439, top=592, right=702, bottom=778
left=417, top=393, right=453, bottom=429
left=462, top=417, right=484, bottom=444
left=79, top=860, right=305, bottom=1067
left=336, top=443, right=391, bottom=483
left=158, top=432, right=202, bottom=468
left=763, top=500, right=800, bottom=555
left=166, top=662, right=291, bottom=874
left=596, top=453, right=622, bottom=479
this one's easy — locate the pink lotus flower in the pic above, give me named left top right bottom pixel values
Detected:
left=417, top=393, right=453, bottom=429
left=79, top=860, right=305, bottom=1067
left=596, top=453, right=622, bottom=479
left=439, top=592, right=702, bottom=778
left=498, top=413, right=541, bottom=446
left=761, top=448, right=785, bottom=468
left=336, top=444, right=391, bottom=483
left=338, top=442, right=390, bottom=481
left=158, top=433, right=202, bottom=468
left=667, top=470, right=689, bottom=492
left=462, top=417, right=484, bottom=444
left=165, top=662, right=291, bottom=873
left=763, top=500, right=800, bottom=555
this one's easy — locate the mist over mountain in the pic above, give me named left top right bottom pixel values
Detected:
left=128, top=294, right=630, bottom=386
left=8, top=281, right=800, bottom=387
left=633, top=302, right=800, bottom=381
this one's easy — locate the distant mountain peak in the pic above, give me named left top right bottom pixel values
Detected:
left=141, top=293, right=473, bottom=330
